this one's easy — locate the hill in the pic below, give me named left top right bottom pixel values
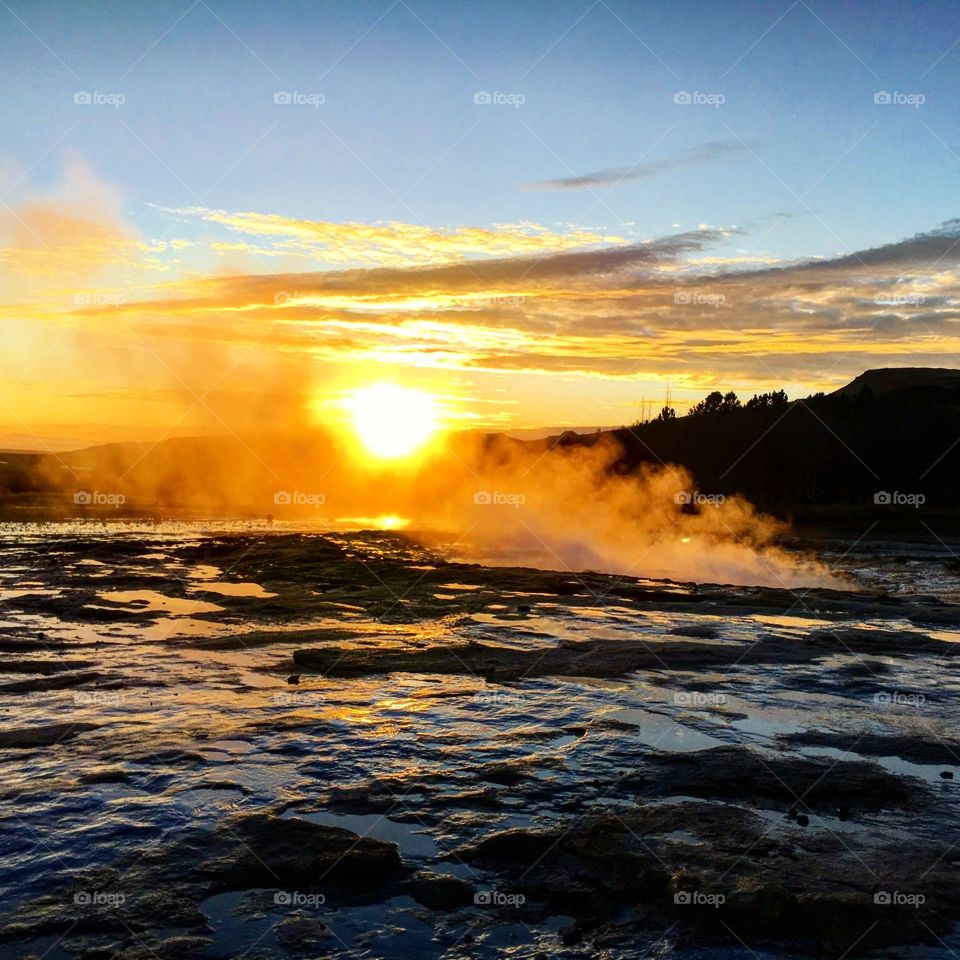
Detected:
left=832, top=367, right=960, bottom=400
left=608, top=367, right=960, bottom=521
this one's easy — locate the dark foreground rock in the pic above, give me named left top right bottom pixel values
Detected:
left=628, top=745, right=925, bottom=811
left=458, top=799, right=960, bottom=955
left=197, top=812, right=404, bottom=887
left=0, top=721, right=99, bottom=749
left=290, top=625, right=956, bottom=683
left=292, top=637, right=738, bottom=681
left=0, top=668, right=103, bottom=693
left=0, top=810, right=407, bottom=955
left=404, top=870, right=475, bottom=910
left=780, top=730, right=960, bottom=766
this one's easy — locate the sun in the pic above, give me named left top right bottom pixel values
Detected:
left=344, top=383, right=439, bottom=459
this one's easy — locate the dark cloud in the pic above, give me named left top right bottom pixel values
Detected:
left=527, top=140, right=754, bottom=191
left=140, top=227, right=732, bottom=309
left=710, top=219, right=960, bottom=284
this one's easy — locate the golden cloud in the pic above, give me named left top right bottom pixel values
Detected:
left=6, top=198, right=960, bottom=444
left=155, top=204, right=627, bottom=266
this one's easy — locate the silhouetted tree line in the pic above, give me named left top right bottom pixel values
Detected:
left=610, top=383, right=960, bottom=516
left=653, top=389, right=789, bottom=422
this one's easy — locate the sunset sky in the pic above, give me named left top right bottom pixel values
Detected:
left=2, top=0, right=960, bottom=449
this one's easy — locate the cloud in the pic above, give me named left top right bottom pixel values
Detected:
left=527, top=140, right=754, bottom=191
left=8, top=196, right=960, bottom=443
left=0, top=160, right=158, bottom=284
left=153, top=204, right=627, bottom=267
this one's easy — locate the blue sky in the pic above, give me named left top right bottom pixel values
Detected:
left=4, top=0, right=958, bottom=255
left=2, top=0, right=960, bottom=445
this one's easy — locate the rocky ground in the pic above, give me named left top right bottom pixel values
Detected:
left=1, top=524, right=960, bottom=958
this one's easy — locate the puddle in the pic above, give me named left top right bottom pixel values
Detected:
left=191, top=582, right=278, bottom=599
left=96, top=590, right=224, bottom=615
left=288, top=810, right=440, bottom=859
left=142, top=618, right=225, bottom=641
left=597, top=706, right=722, bottom=752
left=0, top=588, right=62, bottom=600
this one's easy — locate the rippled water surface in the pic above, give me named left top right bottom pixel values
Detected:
left=2, top=522, right=960, bottom=959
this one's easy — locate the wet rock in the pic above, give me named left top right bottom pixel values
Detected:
left=0, top=669, right=103, bottom=693
left=0, top=810, right=407, bottom=948
left=292, top=636, right=741, bottom=681
left=560, top=920, right=586, bottom=945
left=78, top=767, right=131, bottom=785
left=183, top=624, right=388, bottom=651
left=462, top=828, right=558, bottom=865
left=477, top=762, right=529, bottom=786
left=126, top=748, right=207, bottom=767
left=670, top=623, right=721, bottom=639
left=405, top=870, right=474, bottom=910
left=273, top=914, right=332, bottom=952
left=325, top=777, right=416, bottom=813
left=0, top=635, right=56, bottom=652
left=632, top=745, right=923, bottom=812
left=0, top=721, right=98, bottom=749
left=102, top=935, right=213, bottom=960
left=192, top=779, right=252, bottom=793
left=197, top=812, right=404, bottom=887
left=0, top=657, right=97, bottom=675
left=507, top=725, right=563, bottom=741
left=780, top=731, right=960, bottom=766
left=458, top=799, right=960, bottom=954
left=805, top=626, right=954, bottom=657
